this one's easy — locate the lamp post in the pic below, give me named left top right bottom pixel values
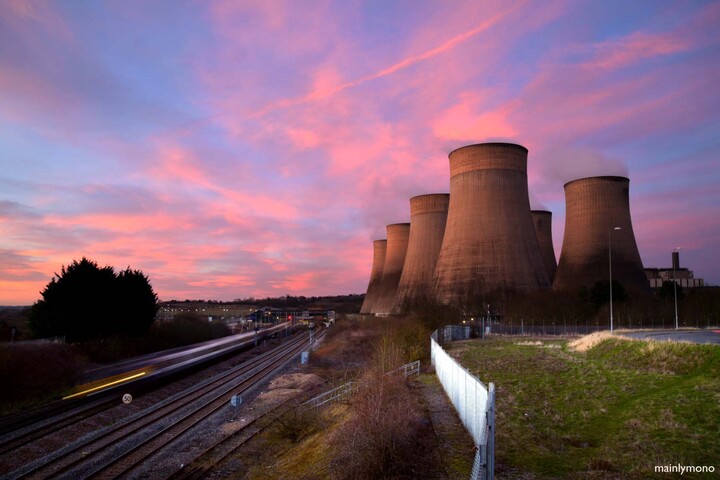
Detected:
left=673, top=247, right=681, bottom=330
left=609, top=226, right=621, bottom=333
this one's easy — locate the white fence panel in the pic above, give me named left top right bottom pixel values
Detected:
left=431, top=335, right=488, bottom=445
left=431, top=330, right=494, bottom=480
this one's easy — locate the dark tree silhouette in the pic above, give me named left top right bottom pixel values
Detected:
left=115, top=267, right=159, bottom=336
left=29, top=258, right=158, bottom=342
left=588, top=280, right=627, bottom=309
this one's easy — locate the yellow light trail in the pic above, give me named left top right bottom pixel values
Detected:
left=62, top=371, right=147, bottom=400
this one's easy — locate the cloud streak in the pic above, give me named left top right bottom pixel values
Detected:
left=1, top=1, right=719, bottom=304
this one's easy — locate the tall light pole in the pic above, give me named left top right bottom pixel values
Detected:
left=673, top=247, right=681, bottom=330
left=609, top=226, right=621, bottom=333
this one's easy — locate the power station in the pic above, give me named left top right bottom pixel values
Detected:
left=359, top=239, right=387, bottom=314
left=432, top=143, right=550, bottom=304
left=371, top=223, right=410, bottom=315
left=359, top=145, right=652, bottom=314
left=553, top=176, right=649, bottom=292
left=531, top=210, right=557, bottom=284
left=392, top=194, right=449, bottom=312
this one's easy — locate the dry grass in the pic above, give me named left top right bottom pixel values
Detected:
left=568, top=331, right=628, bottom=352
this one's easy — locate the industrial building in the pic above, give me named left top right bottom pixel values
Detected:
left=392, top=194, right=449, bottom=312
left=645, top=251, right=705, bottom=289
left=359, top=239, right=387, bottom=314
left=531, top=210, right=557, bottom=284
left=359, top=144, right=661, bottom=314
left=553, top=176, right=649, bottom=292
left=371, top=223, right=410, bottom=315
left=432, top=143, right=550, bottom=304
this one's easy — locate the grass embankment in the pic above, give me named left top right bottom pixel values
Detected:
left=452, top=335, right=720, bottom=479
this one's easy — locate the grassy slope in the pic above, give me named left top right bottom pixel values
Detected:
left=452, top=337, right=720, bottom=479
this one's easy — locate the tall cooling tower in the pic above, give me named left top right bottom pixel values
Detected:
left=553, top=176, right=649, bottom=291
left=359, top=239, right=387, bottom=314
left=371, top=223, right=410, bottom=315
left=433, top=143, right=550, bottom=304
left=392, top=194, right=450, bottom=312
left=531, top=210, right=557, bottom=283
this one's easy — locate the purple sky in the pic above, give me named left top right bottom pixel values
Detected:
left=1, top=1, right=719, bottom=305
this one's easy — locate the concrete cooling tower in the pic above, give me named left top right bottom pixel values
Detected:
left=359, top=239, right=387, bottom=314
left=553, top=176, right=649, bottom=292
left=531, top=210, right=557, bottom=283
left=392, top=194, right=450, bottom=312
left=433, top=143, right=550, bottom=304
left=372, top=223, right=411, bottom=315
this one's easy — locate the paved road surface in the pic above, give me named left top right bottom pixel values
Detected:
left=619, top=329, right=720, bottom=345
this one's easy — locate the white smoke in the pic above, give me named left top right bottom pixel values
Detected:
left=541, top=147, right=629, bottom=185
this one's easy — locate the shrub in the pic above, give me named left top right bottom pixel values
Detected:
left=328, top=330, right=429, bottom=480
left=267, top=405, right=326, bottom=444
left=329, top=371, right=424, bottom=480
left=0, top=343, right=84, bottom=410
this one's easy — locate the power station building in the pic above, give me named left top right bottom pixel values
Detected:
left=359, top=239, right=387, bottom=314
left=531, top=210, right=557, bottom=284
left=553, top=176, right=649, bottom=292
left=371, top=223, right=410, bottom=315
left=359, top=144, right=659, bottom=314
left=392, top=194, right=449, bottom=312
left=645, top=250, right=705, bottom=289
left=432, top=143, right=550, bottom=304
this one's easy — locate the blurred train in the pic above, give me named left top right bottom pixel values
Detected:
left=65, top=322, right=292, bottom=400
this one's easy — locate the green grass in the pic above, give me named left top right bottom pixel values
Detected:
left=452, top=336, right=720, bottom=479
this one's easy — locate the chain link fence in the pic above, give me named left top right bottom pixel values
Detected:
left=431, top=329, right=495, bottom=480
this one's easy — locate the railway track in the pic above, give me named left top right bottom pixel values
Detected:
left=167, top=398, right=295, bottom=480
left=6, top=331, right=314, bottom=480
left=0, top=324, right=291, bottom=457
left=0, top=397, right=118, bottom=457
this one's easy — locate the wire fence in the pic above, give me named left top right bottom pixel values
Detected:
left=431, top=329, right=494, bottom=480
left=304, top=360, right=421, bottom=408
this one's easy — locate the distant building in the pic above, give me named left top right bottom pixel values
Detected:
left=645, top=251, right=705, bottom=289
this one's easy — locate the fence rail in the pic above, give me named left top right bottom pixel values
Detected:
left=304, top=381, right=355, bottom=408
left=304, top=360, right=421, bottom=408
left=387, top=359, right=420, bottom=377
left=432, top=328, right=494, bottom=480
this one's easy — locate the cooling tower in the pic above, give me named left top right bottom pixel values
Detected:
left=553, top=176, right=649, bottom=291
left=392, top=194, right=450, bottom=312
left=359, top=239, right=387, bottom=314
left=432, top=143, right=550, bottom=304
left=371, top=223, right=411, bottom=315
left=531, top=210, right=557, bottom=283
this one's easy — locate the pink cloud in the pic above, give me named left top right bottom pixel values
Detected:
left=3, top=1, right=719, bottom=306
left=3, top=0, right=73, bottom=41
left=432, top=91, right=518, bottom=142
left=583, top=31, right=692, bottom=70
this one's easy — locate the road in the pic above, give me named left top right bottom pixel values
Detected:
left=619, top=329, right=720, bottom=345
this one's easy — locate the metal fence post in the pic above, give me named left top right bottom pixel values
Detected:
left=487, top=383, right=495, bottom=480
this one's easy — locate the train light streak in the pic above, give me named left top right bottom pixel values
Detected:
left=62, top=371, right=147, bottom=400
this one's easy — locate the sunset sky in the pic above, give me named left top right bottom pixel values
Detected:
left=2, top=0, right=719, bottom=305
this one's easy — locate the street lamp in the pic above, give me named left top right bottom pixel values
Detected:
left=673, top=247, right=681, bottom=330
left=609, top=226, right=621, bottom=333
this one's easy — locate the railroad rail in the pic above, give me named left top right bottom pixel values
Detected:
left=0, top=323, right=290, bottom=456
left=5, top=330, right=313, bottom=480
